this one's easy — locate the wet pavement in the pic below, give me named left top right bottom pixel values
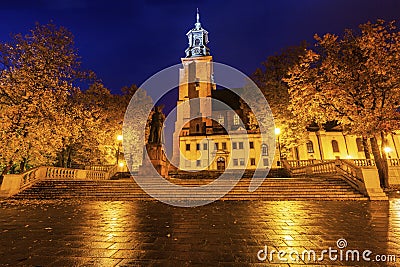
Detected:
left=0, top=199, right=399, bottom=266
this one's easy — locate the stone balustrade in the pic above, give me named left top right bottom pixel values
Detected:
left=85, top=165, right=115, bottom=172
left=1, top=165, right=119, bottom=197
left=283, top=158, right=389, bottom=200
left=389, top=158, right=400, bottom=166
left=350, top=159, right=376, bottom=167
left=311, top=161, right=337, bottom=174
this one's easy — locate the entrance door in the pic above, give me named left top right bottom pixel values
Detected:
left=217, top=157, right=225, bottom=171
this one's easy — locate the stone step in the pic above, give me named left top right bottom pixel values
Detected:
left=11, top=176, right=367, bottom=201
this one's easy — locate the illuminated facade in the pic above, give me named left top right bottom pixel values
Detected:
left=172, top=10, right=270, bottom=171
left=288, top=130, right=400, bottom=161
left=172, top=11, right=400, bottom=171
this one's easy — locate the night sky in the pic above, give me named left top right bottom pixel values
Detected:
left=0, top=0, right=398, bottom=93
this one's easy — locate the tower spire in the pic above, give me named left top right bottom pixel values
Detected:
left=185, top=8, right=210, bottom=58
left=195, top=8, right=201, bottom=30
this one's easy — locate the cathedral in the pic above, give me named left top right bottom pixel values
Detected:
left=171, top=10, right=400, bottom=172
left=171, top=10, right=270, bottom=171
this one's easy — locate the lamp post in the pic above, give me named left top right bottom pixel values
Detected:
left=384, top=147, right=392, bottom=162
left=275, top=128, right=282, bottom=167
left=116, top=134, right=123, bottom=165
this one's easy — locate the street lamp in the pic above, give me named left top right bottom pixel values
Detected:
left=384, top=147, right=392, bottom=159
left=116, top=135, right=123, bottom=165
left=275, top=128, right=282, bottom=167
left=384, top=147, right=392, bottom=154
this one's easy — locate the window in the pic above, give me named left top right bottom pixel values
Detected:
left=196, top=160, right=201, bottom=167
left=263, top=158, right=269, bottom=166
left=203, top=143, right=208, bottom=150
left=196, top=124, right=200, bottom=132
left=262, top=144, right=268, bottom=156
left=356, top=138, right=363, bottom=152
left=196, top=143, right=200, bottom=150
left=218, top=114, right=224, bottom=125
left=249, top=142, right=254, bottom=149
left=232, top=142, right=237, bottom=149
left=195, top=78, right=200, bottom=87
left=222, top=142, right=227, bottom=150
left=186, top=144, right=191, bottom=151
left=233, top=159, right=238, bottom=166
left=233, top=114, right=240, bottom=125
left=306, top=141, right=314, bottom=153
left=195, top=38, right=200, bottom=46
left=239, top=158, right=245, bottom=166
left=239, top=142, right=244, bottom=149
left=215, top=143, right=219, bottom=150
left=332, top=140, right=340, bottom=153
left=250, top=158, right=256, bottom=166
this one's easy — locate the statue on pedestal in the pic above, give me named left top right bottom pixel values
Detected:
left=139, top=105, right=169, bottom=178
left=148, top=105, right=165, bottom=145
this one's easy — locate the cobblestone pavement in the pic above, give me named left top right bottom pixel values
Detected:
left=0, top=198, right=399, bottom=266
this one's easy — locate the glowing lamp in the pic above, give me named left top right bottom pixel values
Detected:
left=384, top=147, right=392, bottom=153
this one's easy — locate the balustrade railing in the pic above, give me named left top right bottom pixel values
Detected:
left=282, top=158, right=392, bottom=200
left=389, top=158, right=400, bottom=166
left=85, top=165, right=115, bottom=172
left=285, top=160, right=318, bottom=168
left=312, top=161, right=337, bottom=174
left=350, top=159, right=376, bottom=167
left=16, top=165, right=118, bottom=192
left=46, top=167, right=78, bottom=179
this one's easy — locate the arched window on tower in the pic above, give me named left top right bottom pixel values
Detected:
left=331, top=140, right=340, bottom=153
left=233, top=114, right=240, bottom=126
left=356, top=138, right=364, bottom=152
left=262, top=144, right=268, bottom=156
left=218, top=114, right=224, bottom=126
left=306, top=141, right=314, bottom=153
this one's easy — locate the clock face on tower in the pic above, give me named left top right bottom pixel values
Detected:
left=193, top=48, right=200, bottom=55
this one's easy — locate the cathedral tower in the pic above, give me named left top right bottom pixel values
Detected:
left=172, top=9, right=216, bottom=167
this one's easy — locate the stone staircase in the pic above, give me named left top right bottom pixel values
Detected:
left=11, top=176, right=368, bottom=201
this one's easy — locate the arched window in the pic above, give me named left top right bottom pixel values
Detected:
left=331, top=140, right=340, bottom=153
left=306, top=141, right=314, bottom=153
left=218, top=114, right=224, bottom=125
left=233, top=114, right=240, bottom=125
left=262, top=144, right=268, bottom=156
left=356, top=138, right=363, bottom=152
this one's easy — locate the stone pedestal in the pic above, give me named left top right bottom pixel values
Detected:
left=139, top=144, right=169, bottom=178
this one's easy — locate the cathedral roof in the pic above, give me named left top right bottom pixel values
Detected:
left=211, top=88, right=243, bottom=111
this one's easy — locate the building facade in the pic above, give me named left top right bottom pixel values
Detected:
left=172, top=11, right=271, bottom=171
left=289, top=130, right=400, bottom=161
left=172, top=11, right=400, bottom=171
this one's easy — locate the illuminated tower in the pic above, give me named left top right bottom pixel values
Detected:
left=172, top=9, right=216, bottom=167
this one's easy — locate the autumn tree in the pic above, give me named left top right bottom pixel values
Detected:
left=78, top=83, right=138, bottom=166
left=252, top=42, right=308, bottom=157
left=286, top=20, right=400, bottom=187
left=0, top=23, right=93, bottom=175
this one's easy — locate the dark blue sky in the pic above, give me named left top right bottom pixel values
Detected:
left=0, top=0, right=399, bottom=93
